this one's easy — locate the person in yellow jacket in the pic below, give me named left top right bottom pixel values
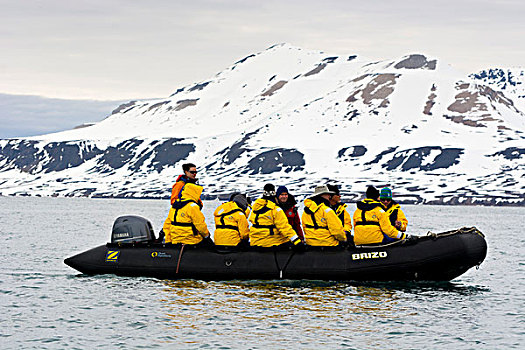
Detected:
left=248, top=184, right=303, bottom=249
left=327, top=184, right=352, bottom=241
left=162, top=183, right=211, bottom=245
left=302, top=185, right=347, bottom=247
left=213, top=193, right=250, bottom=246
left=379, top=187, right=408, bottom=232
left=353, top=186, right=406, bottom=245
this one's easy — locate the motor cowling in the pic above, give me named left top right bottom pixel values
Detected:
left=111, top=215, right=155, bottom=244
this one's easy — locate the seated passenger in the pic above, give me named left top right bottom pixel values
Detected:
left=379, top=187, right=408, bottom=232
left=249, top=184, right=303, bottom=249
left=170, top=162, right=203, bottom=208
left=302, top=185, right=347, bottom=247
left=353, top=186, right=406, bottom=245
left=213, top=193, right=250, bottom=246
left=327, top=184, right=353, bottom=242
left=276, top=186, right=304, bottom=241
left=162, top=183, right=212, bottom=246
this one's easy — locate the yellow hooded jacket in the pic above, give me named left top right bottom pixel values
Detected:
left=383, top=201, right=408, bottom=232
left=162, top=183, right=209, bottom=245
left=352, top=199, right=405, bottom=245
left=213, top=201, right=250, bottom=246
left=248, top=198, right=301, bottom=247
left=302, top=198, right=346, bottom=246
left=334, top=202, right=353, bottom=233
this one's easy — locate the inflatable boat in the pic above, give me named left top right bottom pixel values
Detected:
left=64, top=216, right=487, bottom=282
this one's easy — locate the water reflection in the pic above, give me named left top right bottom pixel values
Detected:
left=155, top=279, right=412, bottom=345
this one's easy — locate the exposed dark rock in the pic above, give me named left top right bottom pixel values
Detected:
left=394, top=54, right=437, bottom=70
left=95, top=139, right=144, bottom=173
left=338, top=146, right=367, bottom=158
left=345, top=109, right=360, bottom=121
left=111, top=101, right=137, bottom=115
left=218, top=130, right=259, bottom=165
left=235, top=54, right=255, bottom=64
left=189, top=82, right=210, bottom=92
left=347, top=55, right=357, bottom=61
left=247, top=148, right=305, bottom=174
left=148, top=139, right=196, bottom=172
left=169, top=87, right=185, bottom=97
left=447, top=90, right=487, bottom=114
left=304, top=64, right=327, bottom=77
left=444, top=115, right=487, bottom=127
left=128, top=144, right=157, bottom=173
left=478, top=85, right=518, bottom=112
left=323, top=57, right=338, bottom=63
left=73, top=123, right=95, bottom=129
left=42, top=142, right=102, bottom=173
left=0, top=140, right=42, bottom=173
left=347, top=74, right=399, bottom=107
left=470, top=68, right=523, bottom=93
left=383, top=147, right=464, bottom=171
left=0, top=140, right=102, bottom=174
left=66, top=188, right=97, bottom=197
left=261, top=81, right=287, bottom=96
left=365, top=147, right=398, bottom=165
left=147, top=101, right=170, bottom=112
left=401, top=124, right=418, bottom=134
left=488, top=147, right=525, bottom=160
left=175, top=99, right=199, bottom=111
left=423, top=92, right=437, bottom=115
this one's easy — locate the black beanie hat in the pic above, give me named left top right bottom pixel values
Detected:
left=326, top=184, right=340, bottom=195
left=263, top=183, right=276, bottom=197
left=366, top=186, right=380, bottom=199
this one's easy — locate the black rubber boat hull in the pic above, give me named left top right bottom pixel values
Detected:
left=64, top=227, right=487, bottom=282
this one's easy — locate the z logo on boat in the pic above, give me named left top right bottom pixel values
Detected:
left=106, top=251, right=120, bottom=262
left=352, top=252, right=387, bottom=260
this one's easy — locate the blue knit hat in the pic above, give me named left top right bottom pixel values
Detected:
left=276, top=186, right=289, bottom=197
left=380, top=187, right=392, bottom=199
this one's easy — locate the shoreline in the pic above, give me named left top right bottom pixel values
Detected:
left=2, top=193, right=524, bottom=207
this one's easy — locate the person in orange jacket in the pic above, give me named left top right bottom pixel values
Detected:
left=162, top=183, right=212, bottom=246
left=170, top=163, right=203, bottom=207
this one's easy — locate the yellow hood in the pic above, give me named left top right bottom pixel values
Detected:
left=304, top=198, right=320, bottom=212
left=180, top=183, right=203, bottom=202
left=252, top=198, right=276, bottom=211
left=214, top=201, right=239, bottom=217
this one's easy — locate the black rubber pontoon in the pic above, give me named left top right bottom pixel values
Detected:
left=65, top=225, right=487, bottom=282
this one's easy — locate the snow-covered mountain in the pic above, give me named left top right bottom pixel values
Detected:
left=470, top=68, right=525, bottom=97
left=1, top=44, right=524, bottom=205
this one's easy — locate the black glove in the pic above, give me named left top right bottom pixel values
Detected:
left=202, top=236, right=215, bottom=247
left=156, top=229, right=165, bottom=243
left=404, top=234, right=418, bottom=244
left=293, top=241, right=306, bottom=253
left=238, top=239, right=250, bottom=249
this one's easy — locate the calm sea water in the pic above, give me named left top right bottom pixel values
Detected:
left=0, top=196, right=523, bottom=349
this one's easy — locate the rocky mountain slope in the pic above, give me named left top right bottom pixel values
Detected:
left=1, top=44, right=524, bottom=205
left=470, top=68, right=525, bottom=100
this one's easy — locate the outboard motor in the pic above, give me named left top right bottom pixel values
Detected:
left=111, top=215, right=155, bottom=244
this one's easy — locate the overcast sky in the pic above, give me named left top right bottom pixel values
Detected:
left=1, top=0, right=524, bottom=102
